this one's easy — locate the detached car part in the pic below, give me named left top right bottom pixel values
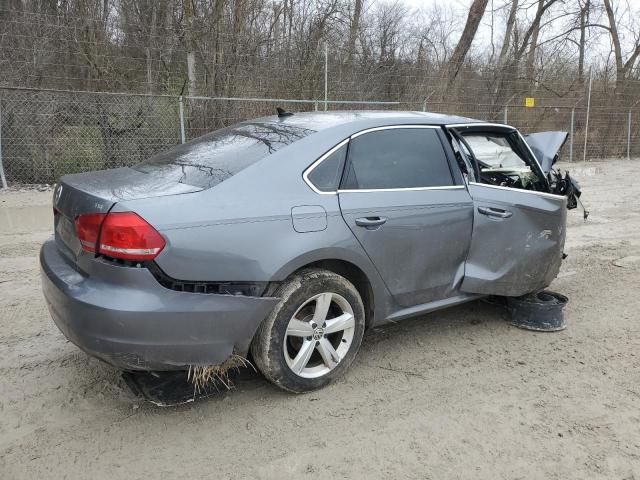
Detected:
left=507, top=291, right=569, bottom=332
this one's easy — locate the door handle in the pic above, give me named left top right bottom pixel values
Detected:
left=477, top=206, right=513, bottom=219
left=355, top=216, right=387, bottom=228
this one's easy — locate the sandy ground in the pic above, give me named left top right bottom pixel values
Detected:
left=1, top=160, right=639, bottom=479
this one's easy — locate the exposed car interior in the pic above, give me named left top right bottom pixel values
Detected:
left=452, top=129, right=548, bottom=192
left=448, top=127, right=583, bottom=213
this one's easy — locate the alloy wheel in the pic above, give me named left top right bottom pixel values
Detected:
left=283, top=292, right=355, bottom=379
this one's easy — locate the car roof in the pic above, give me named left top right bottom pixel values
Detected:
left=251, top=110, right=480, bottom=131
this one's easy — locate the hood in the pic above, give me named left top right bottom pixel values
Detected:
left=523, top=131, right=569, bottom=173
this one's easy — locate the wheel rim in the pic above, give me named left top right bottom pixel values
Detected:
left=284, top=292, right=356, bottom=379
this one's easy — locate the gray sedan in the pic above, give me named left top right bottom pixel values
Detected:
left=40, top=111, right=579, bottom=392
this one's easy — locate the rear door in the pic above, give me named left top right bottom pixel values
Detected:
left=338, top=126, right=474, bottom=307
left=450, top=125, right=567, bottom=296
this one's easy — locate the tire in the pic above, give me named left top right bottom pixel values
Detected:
left=251, top=268, right=366, bottom=393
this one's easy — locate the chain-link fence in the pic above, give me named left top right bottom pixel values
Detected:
left=0, top=86, right=638, bottom=186
left=0, top=88, right=180, bottom=185
left=0, top=87, right=403, bottom=184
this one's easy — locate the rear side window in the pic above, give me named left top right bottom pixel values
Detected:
left=341, top=128, right=453, bottom=190
left=135, top=122, right=315, bottom=189
left=307, top=143, right=347, bottom=192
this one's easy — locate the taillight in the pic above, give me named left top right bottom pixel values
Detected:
left=75, top=213, right=107, bottom=252
left=98, top=212, right=165, bottom=261
left=74, top=211, right=165, bottom=261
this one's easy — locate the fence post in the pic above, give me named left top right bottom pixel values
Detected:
left=0, top=96, right=7, bottom=189
left=569, top=108, right=575, bottom=162
left=314, top=101, right=318, bottom=112
left=422, top=99, right=427, bottom=112
left=583, top=70, right=592, bottom=162
left=324, top=42, right=328, bottom=111
left=179, top=96, right=186, bottom=144
left=627, top=110, right=632, bottom=160
left=503, top=105, right=508, bottom=124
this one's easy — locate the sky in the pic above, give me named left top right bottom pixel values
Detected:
left=373, top=0, right=640, bottom=66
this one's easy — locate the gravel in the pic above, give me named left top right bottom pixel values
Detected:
left=1, top=160, right=639, bottom=479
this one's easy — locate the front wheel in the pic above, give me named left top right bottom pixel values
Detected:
left=251, top=269, right=365, bottom=392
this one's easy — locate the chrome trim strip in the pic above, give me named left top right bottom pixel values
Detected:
left=351, top=124, right=440, bottom=139
left=446, top=122, right=516, bottom=130
left=303, top=125, right=443, bottom=195
left=302, top=138, right=350, bottom=195
left=468, top=182, right=565, bottom=200
left=338, top=186, right=465, bottom=194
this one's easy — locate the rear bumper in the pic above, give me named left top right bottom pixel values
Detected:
left=40, top=238, right=278, bottom=371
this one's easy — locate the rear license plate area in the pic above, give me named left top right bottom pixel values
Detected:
left=55, top=216, right=83, bottom=258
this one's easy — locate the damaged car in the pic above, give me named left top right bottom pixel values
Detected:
left=40, top=111, right=581, bottom=393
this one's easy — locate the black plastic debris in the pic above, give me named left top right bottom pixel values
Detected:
left=122, top=370, right=237, bottom=407
left=507, top=290, right=568, bottom=332
left=276, top=107, right=294, bottom=117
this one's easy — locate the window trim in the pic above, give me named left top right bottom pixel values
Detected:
left=445, top=122, right=549, bottom=189
left=303, top=124, right=463, bottom=194
left=302, top=138, right=350, bottom=195
left=350, top=124, right=441, bottom=139
left=446, top=122, right=517, bottom=130
left=342, top=125, right=456, bottom=192
left=338, top=185, right=466, bottom=194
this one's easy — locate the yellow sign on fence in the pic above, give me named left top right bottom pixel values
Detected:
left=525, top=97, right=535, bottom=108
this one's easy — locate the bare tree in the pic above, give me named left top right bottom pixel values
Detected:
left=603, top=0, right=640, bottom=89
left=497, top=0, right=519, bottom=68
left=182, top=0, right=198, bottom=96
left=577, top=0, right=591, bottom=82
left=444, top=0, right=489, bottom=85
left=347, top=0, right=363, bottom=63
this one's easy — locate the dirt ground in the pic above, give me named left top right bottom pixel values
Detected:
left=1, top=160, right=639, bottom=479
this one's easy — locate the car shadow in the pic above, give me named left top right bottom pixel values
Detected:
left=231, top=298, right=512, bottom=394
left=70, top=298, right=511, bottom=409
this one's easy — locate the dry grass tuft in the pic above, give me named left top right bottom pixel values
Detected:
left=187, top=354, right=254, bottom=393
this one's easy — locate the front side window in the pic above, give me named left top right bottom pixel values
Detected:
left=461, top=131, right=547, bottom=191
left=341, top=128, right=453, bottom=190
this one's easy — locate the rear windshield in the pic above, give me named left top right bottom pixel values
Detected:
left=134, top=122, right=315, bottom=188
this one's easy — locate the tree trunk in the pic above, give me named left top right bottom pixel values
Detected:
left=603, top=0, right=622, bottom=75
left=145, top=2, right=157, bottom=95
left=444, top=0, right=489, bottom=87
left=184, top=0, right=198, bottom=96
left=347, top=0, right=363, bottom=63
left=578, top=0, right=590, bottom=82
left=525, top=0, right=544, bottom=83
left=497, top=0, right=518, bottom=68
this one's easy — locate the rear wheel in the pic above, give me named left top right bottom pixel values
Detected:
left=251, top=269, right=365, bottom=392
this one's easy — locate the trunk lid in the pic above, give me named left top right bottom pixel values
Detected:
left=53, top=167, right=201, bottom=260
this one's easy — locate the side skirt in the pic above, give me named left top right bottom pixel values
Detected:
left=383, top=293, right=485, bottom=324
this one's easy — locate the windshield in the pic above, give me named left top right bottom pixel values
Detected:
left=134, top=122, right=315, bottom=188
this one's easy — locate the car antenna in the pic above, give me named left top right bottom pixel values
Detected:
left=276, top=107, right=294, bottom=118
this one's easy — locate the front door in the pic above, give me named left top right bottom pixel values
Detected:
left=452, top=126, right=567, bottom=296
left=338, top=126, right=474, bottom=307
